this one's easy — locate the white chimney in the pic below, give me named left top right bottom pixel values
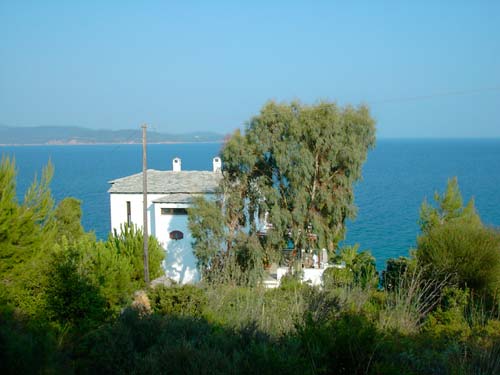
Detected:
left=213, top=156, right=222, bottom=172
left=173, top=157, right=181, bottom=172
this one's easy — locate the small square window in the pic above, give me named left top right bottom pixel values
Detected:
left=161, top=208, right=188, bottom=215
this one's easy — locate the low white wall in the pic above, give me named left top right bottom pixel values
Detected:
left=276, top=266, right=330, bottom=287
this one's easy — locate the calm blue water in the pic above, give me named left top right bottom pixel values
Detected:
left=1, top=140, right=499, bottom=270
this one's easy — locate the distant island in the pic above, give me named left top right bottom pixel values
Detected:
left=0, top=125, right=225, bottom=145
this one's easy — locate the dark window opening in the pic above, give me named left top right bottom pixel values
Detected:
left=126, top=201, right=131, bottom=225
left=169, top=230, right=184, bottom=240
left=161, top=207, right=188, bottom=215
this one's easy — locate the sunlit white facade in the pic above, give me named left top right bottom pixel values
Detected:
left=108, top=157, right=222, bottom=284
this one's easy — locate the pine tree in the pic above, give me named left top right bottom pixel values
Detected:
left=419, top=177, right=481, bottom=234
left=0, top=157, right=55, bottom=279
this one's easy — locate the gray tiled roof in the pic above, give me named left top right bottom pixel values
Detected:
left=153, top=193, right=202, bottom=203
left=108, top=170, right=222, bottom=194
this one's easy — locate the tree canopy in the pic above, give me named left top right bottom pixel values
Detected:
left=419, top=177, right=481, bottom=234
left=189, top=100, right=376, bottom=282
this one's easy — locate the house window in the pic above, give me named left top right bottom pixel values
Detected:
left=126, top=201, right=131, bottom=225
left=161, top=208, right=188, bottom=215
left=169, top=230, right=184, bottom=240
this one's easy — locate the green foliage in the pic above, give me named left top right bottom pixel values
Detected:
left=54, top=197, right=86, bottom=243
left=424, top=287, right=471, bottom=341
left=327, top=244, right=378, bottom=289
left=188, top=196, right=226, bottom=275
left=107, top=224, right=165, bottom=286
left=189, top=100, right=376, bottom=285
left=44, top=248, right=107, bottom=331
left=88, top=242, right=136, bottom=311
left=189, top=199, right=267, bottom=286
left=3, top=279, right=500, bottom=374
left=278, top=272, right=305, bottom=291
left=0, top=158, right=162, bottom=332
left=419, top=177, right=481, bottom=234
left=416, top=178, right=500, bottom=301
left=0, top=157, right=55, bottom=279
left=322, top=267, right=354, bottom=288
left=149, top=285, right=207, bottom=318
left=298, top=313, right=382, bottom=374
left=58, top=237, right=136, bottom=314
left=204, top=284, right=310, bottom=336
left=0, top=157, right=60, bottom=320
left=233, top=232, right=265, bottom=285
left=222, top=101, right=376, bottom=252
left=0, top=305, right=61, bottom=374
left=382, top=256, right=415, bottom=291
left=378, top=267, right=446, bottom=335
left=74, top=309, right=308, bottom=375
left=417, top=221, right=500, bottom=296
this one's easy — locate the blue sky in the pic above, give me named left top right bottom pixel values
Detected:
left=1, top=1, right=499, bottom=137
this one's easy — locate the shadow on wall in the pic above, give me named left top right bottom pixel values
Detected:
left=164, top=235, right=199, bottom=284
left=149, top=204, right=156, bottom=237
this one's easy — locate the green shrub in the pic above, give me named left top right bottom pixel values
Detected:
left=424, top=288, right=471, bottom=342
left=322, top=267, right=353, bottom=289
left=416, top=222, right=500, bottom=296
left=0, top=306, right=60, bottom=374
left=330, top=245, right=378, bottom=289
left=298, top=313, right=383, bottom=374
left=45, top=249, right=107, bottom=331
left=148, top=285, right=207, bottom=318
left=74, top=309, right=308, bottom=375
left=279, top=272, right=305, bottom=291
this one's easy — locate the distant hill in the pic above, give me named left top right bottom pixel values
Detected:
left=0, top=125, right=225, bottom=145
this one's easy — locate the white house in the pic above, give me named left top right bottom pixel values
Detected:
left=108, top=157, right=222, bottom=284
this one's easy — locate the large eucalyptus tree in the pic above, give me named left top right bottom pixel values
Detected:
left=189, top=100, right=376, bottom=281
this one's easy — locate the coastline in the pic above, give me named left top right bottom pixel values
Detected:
left=0, top=140, right=224, bottom=147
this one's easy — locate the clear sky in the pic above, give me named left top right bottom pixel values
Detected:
left=1, top=1, right=499, bottom=138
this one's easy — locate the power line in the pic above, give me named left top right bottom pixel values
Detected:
left=370, top=85, right=500, bottom=105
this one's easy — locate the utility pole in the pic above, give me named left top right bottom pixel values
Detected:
left=142, top=124, right=150, bottom=285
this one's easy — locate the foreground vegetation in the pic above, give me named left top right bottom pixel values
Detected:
left=2, top=273, right=500, bottom=374
left=1, top=160, right=499, bottom=375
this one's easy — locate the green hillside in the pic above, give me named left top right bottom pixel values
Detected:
left=0, top=125, right=224, bottom=145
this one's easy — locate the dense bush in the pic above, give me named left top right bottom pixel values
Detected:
left=149, top=285, right=207, bottom=318
left=323, top=245, right=378, bottom=290
left=0, top=305, right=61, bottom=374
left=45, top=248, right=108, bottom=331
left=417, top=221, right=500, bottom=296
left=74, top=309, right=307, bottom=375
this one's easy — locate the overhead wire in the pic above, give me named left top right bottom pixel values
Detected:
left=369, top=85, right=500, bottom=105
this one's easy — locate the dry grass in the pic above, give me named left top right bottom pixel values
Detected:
left=378, top=267, right=448, bottom=334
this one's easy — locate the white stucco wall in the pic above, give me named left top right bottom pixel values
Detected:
left=153, top=202, right=199, bottom=284
left=110, top=193, right=163, bottom=235
left=110, top=193, right=202, bottom=284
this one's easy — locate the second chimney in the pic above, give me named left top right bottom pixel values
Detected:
left=173, top=157, right=181, bottom=172
left=213, top=156, right=222, bottom=172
